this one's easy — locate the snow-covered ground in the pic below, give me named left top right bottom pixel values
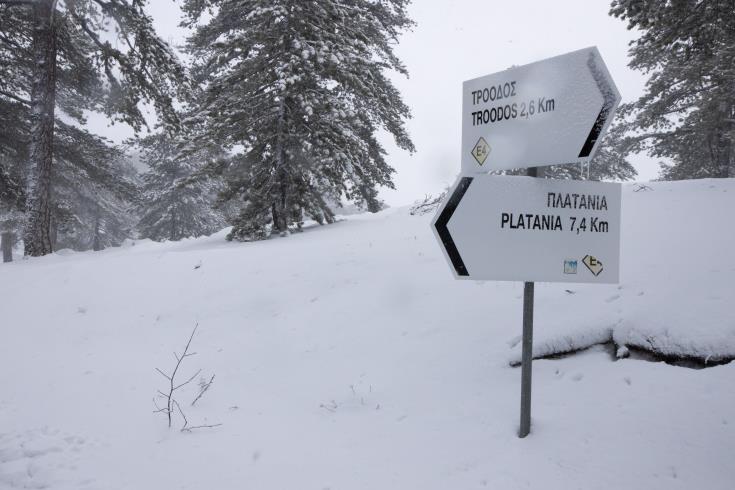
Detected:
left=1, top=179, right=733, bottom=490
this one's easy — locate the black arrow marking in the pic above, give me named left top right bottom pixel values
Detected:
left=435, top=177, right=473, bottom=277
left=579, top=51, right=618, bottom=158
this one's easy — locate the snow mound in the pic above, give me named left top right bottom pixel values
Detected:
left=506, top=178, right=735, bottom=364
left=614, top=320, right=735, bottom=363
left=508, top=324, right=614, bottom=365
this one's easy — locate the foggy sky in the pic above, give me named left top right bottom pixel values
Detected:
left=87, top=0, right=655, bottom=207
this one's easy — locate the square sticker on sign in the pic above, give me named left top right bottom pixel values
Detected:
left=471, top=137, right=491, bottom=166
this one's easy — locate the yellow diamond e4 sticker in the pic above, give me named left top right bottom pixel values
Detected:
left=471, top=137, right=491, bottom=166
left=582, top=255, right=603, bottom=276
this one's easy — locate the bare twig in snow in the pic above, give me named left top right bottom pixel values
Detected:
left=154, top=324, right=222, bottom=430
left=155, top=323, right=199, bottom=428
left=175, top=399, right=222, bottom=432
left=191, top=374, right=216, bottom=406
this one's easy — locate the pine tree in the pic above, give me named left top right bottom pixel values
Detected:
left=137, top=133, right=226, bottom=242
left=503, top=122, right=637, bottom=181
left=0, top=105, right=140, bottom=253
left=537, top=124, right=636, bottom=181
left=0, top=4, right=33, bottom=261
left=1, top=2, right=171, bottom=253
left=0, top=0, right=190, bottom=256
left=0, top=152, right=25, bottom=261
left=610, top=0, right=735, bottom=179
left=51, top=122, right=139, bottom=251
left=183, top=0, right=415, bottom=240
left=0, top=124, right=27, bottom=261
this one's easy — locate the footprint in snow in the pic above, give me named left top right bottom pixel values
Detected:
left=605, top=294, right=621, bottom=303
left=506, top=335, right=522, bottom=348
left=0, top=428, right=95, bottom=489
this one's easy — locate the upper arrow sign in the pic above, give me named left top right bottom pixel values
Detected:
left=461, top=47, right=621, bottom=173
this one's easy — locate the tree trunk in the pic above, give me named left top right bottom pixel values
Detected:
left=274, top=97, right=290, bottom=236
left=1, top=232, right=13, bottom=263
left=49, top=211, right=57, bottom=250
left=314, top=193, right=335, bottom=224
left=170, top=207, right=177, bottom=241
left=294, top=207, right=303, bottom=232
left=92, top=207, right=103, bottom=251
left=24, top=0, right=57, bottom=257
left=277, top=173, right=289, bottom=235
left=271, top=203, right=279, bottom=228
left=715, top=131, right=731, bottom=178
left=724, top=103, right=735, bottom=178
left=359, top=184, right=382, bottom=213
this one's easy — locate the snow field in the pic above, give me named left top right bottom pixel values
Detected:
left=0, top=179, right=733, bottom=489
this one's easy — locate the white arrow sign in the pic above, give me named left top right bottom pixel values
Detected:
left=432, top=175, right=621, bottom=283
left=462, top=47, right=621, bottom=173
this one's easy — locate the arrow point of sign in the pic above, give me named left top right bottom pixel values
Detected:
left=578, top=50, right=620, bottom=159
left=435, top=177, right=473, bottom=277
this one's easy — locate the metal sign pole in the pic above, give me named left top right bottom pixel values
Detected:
left=519, top=165, right=538, bottom=438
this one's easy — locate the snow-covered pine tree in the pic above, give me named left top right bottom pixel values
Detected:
left=183, top=0, right=415, bottom=240
left=51, top=122, right=139, bottom=251
left=1, top=3, right=167, bottom=253
left=0, top=4, right=33, bottom=261
left=610, top=0, right=735, bottom=179
left=1, top=90, right=139, bottom=253
left=137, top=133, right=226, bottom=242
left=0, top=116, right=27, bottom=261
left=0, top=152, right=25, bottom=262
left=0, top=0, right=191, bottom=256
left=505, top=122, right=637, bottom=181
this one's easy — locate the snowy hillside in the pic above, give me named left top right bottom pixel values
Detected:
left=1, top=179, right=734, bottom=490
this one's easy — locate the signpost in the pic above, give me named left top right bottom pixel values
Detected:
left=433, top=47, right=621, bottom=438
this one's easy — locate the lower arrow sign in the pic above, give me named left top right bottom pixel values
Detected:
left=432, top=175, right=621, bottom=283
left=434, top=176, right=473, bottom=277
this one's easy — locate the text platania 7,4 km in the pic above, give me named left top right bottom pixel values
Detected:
left=433, top=175, right=621, bottom=284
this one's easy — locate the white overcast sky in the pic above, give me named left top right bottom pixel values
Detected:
left=92, top=0, right=655, bottom=207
